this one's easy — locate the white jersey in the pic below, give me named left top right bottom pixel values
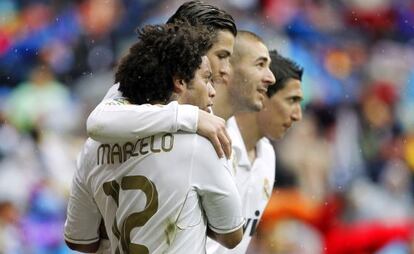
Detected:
left=206, top=117, right=275, bottom=254
left=87, top=83, right=199, bottom=143
left=64, top=132, right=244, bottom=254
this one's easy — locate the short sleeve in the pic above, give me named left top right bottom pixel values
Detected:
left=64, top=162, right=102, bottom=244
left=191, top=137, right=244, bottom=234
left=96, top=239, right=111, bottom=254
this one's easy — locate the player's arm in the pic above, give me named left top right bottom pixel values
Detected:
left=87, top=98, right=197, bottom=142
left=193, top=137, right=244, bottom=249
left=64, top=158, right=103, bottom=253
left=206, top=227, right=243, bottom=249
left=87, top=85, right=231, bottom=158
left=65, top=220, right=108, bottom=253
left=65, top=241, right=100, bottom=253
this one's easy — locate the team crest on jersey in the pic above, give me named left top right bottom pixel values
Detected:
left=263, top=178, right=270, bottom=199
left=165, top=217, right=178, bottom=246
left=230, top=151, right=238, bottom=175
left=104, top=98, right=130, bottom=106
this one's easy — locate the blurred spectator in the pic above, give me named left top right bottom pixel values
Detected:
left=5, top=63, right=75, bottom=134
left=1, top=0, right=414, bottom=252
left=0, top=201, right=23, bottom=253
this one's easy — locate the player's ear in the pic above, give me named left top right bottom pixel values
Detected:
left=172, top=75, right=187, bottom=94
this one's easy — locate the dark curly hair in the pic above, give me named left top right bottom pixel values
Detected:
left=167, top=1, right=237, bottom=37
left=116, top=23, right=213, bottom=105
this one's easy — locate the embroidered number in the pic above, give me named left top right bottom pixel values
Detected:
left=103, top=175, right=159, bottom=254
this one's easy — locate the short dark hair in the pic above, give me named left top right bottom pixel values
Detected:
left=237, top=30, right=264, bottom=43
left=116, top=23, right=213, bottom=105
left=231, top=30, right=265, bottom=62
left=267, top=50, right=304, bottom=97
left=167, top=1, right=237, bottom=36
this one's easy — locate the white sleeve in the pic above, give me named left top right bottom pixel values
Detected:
left=64, top=162, right=101, bottom=245
left=96, top=239, right=111, bottom=254
left=192, top=137, right=244, bottom=234
left=87, top=87, right=199, bottom=143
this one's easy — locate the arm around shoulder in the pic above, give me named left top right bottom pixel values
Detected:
left=86, top=100, right=199, bottom=142
left=196, top=110, right=232, bottom=159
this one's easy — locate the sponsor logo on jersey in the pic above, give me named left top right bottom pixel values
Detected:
left=243, top=210, right=261, bottom=237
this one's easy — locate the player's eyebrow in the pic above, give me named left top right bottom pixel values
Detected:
left=254, top=56, right=269, bottom=63
left=217, top=50, right=231, bottom=57
left=290, top=95, right=304, bottom=102
left=203, top=69, right=212, bottom=78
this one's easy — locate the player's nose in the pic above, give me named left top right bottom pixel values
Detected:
left=208, top=82, right=216, bottom=98
left=291, top=105, right=302, bottom=121
left=263, top=67, right=276, bottom=85
left=219, top=59, right=231, bottom=76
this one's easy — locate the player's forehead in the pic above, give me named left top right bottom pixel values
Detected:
left=209, top=30, right=235, bottom=54
left=284, top=79, right=303, bottom=94
left=272, top=79, right=303, bottom=99
left=199, top=56, right=212, bottom=73
left=241, top=39, right=269, bottom=62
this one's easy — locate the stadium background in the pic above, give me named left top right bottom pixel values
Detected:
left=0, top=0, right=413, bottom=253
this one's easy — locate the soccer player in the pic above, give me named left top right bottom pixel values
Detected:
left=85, top=29, right=277, bottom=253
left=64, top=23, right=244, bottom=253
left=168, top=8, right=275, bottom=122
left=87, top=0, right=238, bottom=158
left=85, top=1, right=278, bottom=253
left=215, top=50, right=304, bottom=253
left=87, top=6, right=275, bottom=141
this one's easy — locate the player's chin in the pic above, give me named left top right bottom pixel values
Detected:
left=243, top=102, right=262, bottom=112
left=203, top=106, right=212, bottom=113
left=253, top=94, right=266, bottom=110
left=252, top=100, right=263, bottom=112
left=240, top=98, right=262, bottom=112
left=267, top=130, right=284, bottom=141
left=213, top=76, right=227, bottom=86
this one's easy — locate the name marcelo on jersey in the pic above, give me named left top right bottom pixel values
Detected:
left=96, top=133, right=174, bottom=165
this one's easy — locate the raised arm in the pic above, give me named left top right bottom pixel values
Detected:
left=87, top=85, right=232, bottom=158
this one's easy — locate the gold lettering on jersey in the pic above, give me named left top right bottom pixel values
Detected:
left=133, top=138, right=141, bottom=156
left=123, top=142, right=135, bottom=161
left=111, top=144, right=123, bottom=164
left=140, top=137, right=149, bottom=155
left=97, top=144, right=111, bottom=165
left=150, top=135, right=161, bottom=153
left=97, top=133, right=175, bottom=165
left=161, top=133, right=174, bottom=152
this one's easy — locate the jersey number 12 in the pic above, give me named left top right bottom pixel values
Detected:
left=103, top=175, right=158, bottom=254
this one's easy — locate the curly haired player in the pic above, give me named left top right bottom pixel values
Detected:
left=64, top=23, right=243, bottom=253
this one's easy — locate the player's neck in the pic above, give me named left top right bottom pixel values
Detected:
left=212, top=84, right=236, bottom=120
left=212, top=96, right=235, bottom=121
left=235, top=112, right=262, bottom=159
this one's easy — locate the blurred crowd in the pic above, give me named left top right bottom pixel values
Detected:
left=0, top=0, right=413, bottom=253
